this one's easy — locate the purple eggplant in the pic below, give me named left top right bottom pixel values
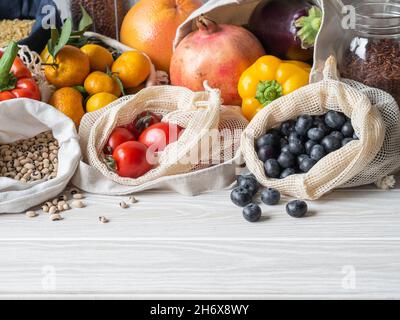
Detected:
left=248, top=0, right=322, bottom=61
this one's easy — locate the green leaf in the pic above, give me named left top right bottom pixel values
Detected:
left=48, top=18, right=73, bottom=59
left=113, top=74, right=126, bottom=97
left=74, top=85, right=88, bottom=96
left=106, top=65, right=126, bottom=97
left=78, top=5, right=93, bottom=32
left=47, top=28, right=59, bottom=58
left=52, top=18, right=73, bottom=57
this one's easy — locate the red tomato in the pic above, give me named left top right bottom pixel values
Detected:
left=139, top=122, right=184, bottom=152
left=126, top=111, right=162, bottom=136
left=0, top=45, right=40, bottom=102
left=112, top=141, right=153, bottom=178
left=104, top=127, right=136, bottom=155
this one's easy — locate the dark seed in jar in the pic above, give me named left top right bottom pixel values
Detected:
left=340, top=38, right=400, bottom=105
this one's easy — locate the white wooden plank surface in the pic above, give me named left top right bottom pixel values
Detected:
left=0, top=183, right=400, bottom=299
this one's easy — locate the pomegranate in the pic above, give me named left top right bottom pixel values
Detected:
left=170, top=15, right=265, bottom=106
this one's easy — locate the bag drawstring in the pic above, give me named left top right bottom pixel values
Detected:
left=194, top=81, right=222, bottom=109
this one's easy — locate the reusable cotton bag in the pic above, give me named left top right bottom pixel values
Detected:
left=73, top=83, right=248, bottom=196
left=0, top=99, right=81, bottom=213
left=241, top=57, right=400, bottom=200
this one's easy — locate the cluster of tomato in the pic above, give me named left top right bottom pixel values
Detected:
left=104, top=111, right=184, bottom=179
left=0, top=43, right=41, bottom=102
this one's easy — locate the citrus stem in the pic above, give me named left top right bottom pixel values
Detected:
left=255, top=80, right=283, bottom=106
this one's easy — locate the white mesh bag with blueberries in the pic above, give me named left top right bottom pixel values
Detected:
left=240, top=57, right=400, bottom=200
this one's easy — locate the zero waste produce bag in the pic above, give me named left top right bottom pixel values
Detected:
left=240, top=57, right=400, bottom=200
left=73, top=84, right=248, bottom=196
left=0, top=99, right=81, bottom=213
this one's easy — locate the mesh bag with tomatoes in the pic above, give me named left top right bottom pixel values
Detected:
left=240, top=57, right=400, bottom=200
left=0, top=43, right=53, bottom=102
left=73, top=83, right=249, bottom=195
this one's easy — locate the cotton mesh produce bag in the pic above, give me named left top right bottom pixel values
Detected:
left=0, top=45, right=54, bottom=102
left=240, top=57, right=400, bottom=200
left=73, top=83, right=248, bottom=195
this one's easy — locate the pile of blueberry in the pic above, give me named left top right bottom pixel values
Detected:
left=256, top=111, right=359, bottom=179
left=231, top=174, right=308, bottom=222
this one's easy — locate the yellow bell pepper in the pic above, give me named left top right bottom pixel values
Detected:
left=238, top=55, right=311, bottom=120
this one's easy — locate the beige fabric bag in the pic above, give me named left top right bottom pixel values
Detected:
left=73, top=83, right=248, bottom=195
left=0, top=99, right=81, bottom=213
left=240, top=57, right=400, bottom=200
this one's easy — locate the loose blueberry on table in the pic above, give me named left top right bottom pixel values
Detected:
left=255, top=111, right=359, bottom=179
left=261, top=188, right=281, bottom=205
left=232, top=175, right=310, bottom=222
left=286, top=200, right=308, bottom=218
left=230, top=187, right=253, bottom=207
left=237, top=175, right=259, bottom=196
left=243, top=203, right=262, bottom=222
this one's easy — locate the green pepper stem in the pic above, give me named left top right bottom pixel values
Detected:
left=0, top=42, right=18, bottom=90
left=295, top=6, right=323, bottom=49
left=255, top=80, right=283, bottom=106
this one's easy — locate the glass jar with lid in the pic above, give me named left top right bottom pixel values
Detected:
left=339, top=2, right=400, bottom=105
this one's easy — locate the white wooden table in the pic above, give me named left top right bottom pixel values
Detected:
left=0, top=180, right=400, bottom=299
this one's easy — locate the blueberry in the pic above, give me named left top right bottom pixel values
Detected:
left=281, top=145, right=291, bottom=154
left=243, top=203, right=262, bottom=222
left=299, top=156, right=317, bottom=172
left=267, top=128, right=282, bottom=139
left=341, top=121, right=354, bottom=138
left=353, top=132, right=359, bottom=140
left=289, top=132, right=306, bottom=143
left=280, top=168, right=296, bottom=179
left=261, top=188, right=281, bottom=205
left=237, top=175, right=259, bottom=196
left=277, top=151, right=295, bottom=169
left=342, top=138, right=355, bottom=146
left=286, top=200, right=308, bottom=218
left=305, top=140, right=317, bottom=154
left=313, top=117, right=332, bottom=134
left=288, top=139, right=305, bottom=155
left=307, top=128, right=325, bottom=141
left=258, top=145, right=278, bottom=162
left=230, top=187, right=253, bottom=207
left=297, top=154, right=308, bottom=164
left=325, top=111, right=346, bottom=129
left=264, top=159, right=281, bottom=178
left=295, top=115, right=313, bottom=136
left=321, top=136, right=341, bottom=153
left=310, top=144, right=326, bottom=161
left=280, top=138, right=288, bottom=148
left=237, top=174, right=256, bottom=185
left=256, top=133, right=280, bottom=149
left=329, top=131, right=344, bottom=141
left=313, top=115, right=325, bottom=125
left=280, top=120, right=295, bottom=136
left=317, top=122, right=332, bottom=134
